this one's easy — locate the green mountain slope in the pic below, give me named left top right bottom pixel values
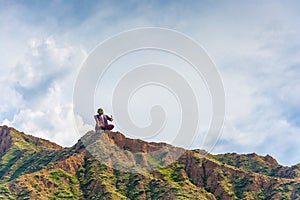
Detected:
left=0, top=126, right=299, bottom=199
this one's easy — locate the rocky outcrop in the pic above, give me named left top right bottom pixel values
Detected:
left=263, top=154, right=278, bottom=166
left=106, top=131, right=170, bottom=153
left=0, top=126, right=12, bottom=155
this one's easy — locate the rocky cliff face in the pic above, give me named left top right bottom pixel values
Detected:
left=0, top=126, right=12, bottom=155
left=0, top=126, right=299, bottom=199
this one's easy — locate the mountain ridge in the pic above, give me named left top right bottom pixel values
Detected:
left=0, top=125, right=299, bottom=199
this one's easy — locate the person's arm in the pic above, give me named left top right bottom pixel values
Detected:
left=106, top=115, right=113, bottom=121
left=94, top=115, right=99, bottom=123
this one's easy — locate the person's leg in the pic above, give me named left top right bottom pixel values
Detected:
left=95, top=124, right=101, bottom=132
left=96, top=125, right=105, bottom=133
left=106, top=124, right=114, bottom=130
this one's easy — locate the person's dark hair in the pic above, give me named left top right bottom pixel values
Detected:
left=97, top=108, right=104, bottom=114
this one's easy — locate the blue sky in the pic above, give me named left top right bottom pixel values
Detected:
left=0, top=0, right=299, bottom=166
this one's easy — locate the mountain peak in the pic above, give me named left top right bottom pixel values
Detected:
left=0, top=125, right=61, bottom=155
left=78, top=130, right=185, bottom=172
left=264, top=154, right=278, bottom=166
left=104, top=131, right=173, bottom=153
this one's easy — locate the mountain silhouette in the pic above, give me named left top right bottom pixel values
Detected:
left=0, top=125, right=299, bottom=199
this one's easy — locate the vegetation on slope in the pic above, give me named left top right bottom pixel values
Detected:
left=0, top=126, right=299, bottom=199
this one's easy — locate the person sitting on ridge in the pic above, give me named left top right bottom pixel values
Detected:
left=94, top=108, right=114, bottom=132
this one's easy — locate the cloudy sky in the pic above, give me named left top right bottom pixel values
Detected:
left=1, top=0, right=299, bottom=166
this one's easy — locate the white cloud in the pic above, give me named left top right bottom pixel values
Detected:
left=7, top=81, right=80, bottom=146
left=1, top=36, right=87, bottom=146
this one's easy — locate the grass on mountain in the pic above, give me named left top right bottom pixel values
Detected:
left=212, top=153, right=276, bottom=176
